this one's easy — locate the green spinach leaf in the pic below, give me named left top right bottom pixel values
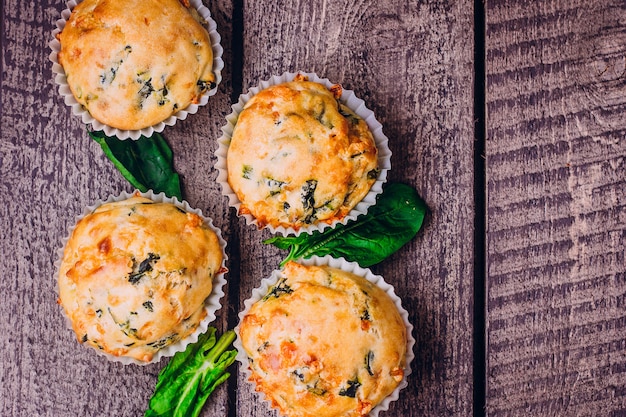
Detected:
left=90, top=130, right=183, bottom=200
left=264, top=182, right=427, bottom=267
left=144, top=327, right=237, bottom=417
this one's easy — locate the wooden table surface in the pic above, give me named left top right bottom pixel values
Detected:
left=2, top=0, right=625, bottom=416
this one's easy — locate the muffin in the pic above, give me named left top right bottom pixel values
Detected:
left=57, top=193, right=226, bottom=363
left=237, top=259, right=410, bottom=417
left=221, top=73, right=389, bottom=234
left=54, top=0, right=220, bottom=134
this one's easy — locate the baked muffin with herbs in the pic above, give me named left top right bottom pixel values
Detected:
left=56, top=0, right=217, bottom=131
left=58, top=195, right=225, bottom=363
left=238, top=261, right=407, bottom=417
left=226, top=74, right=379, bottom=231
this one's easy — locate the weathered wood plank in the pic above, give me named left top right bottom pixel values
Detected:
left=485, top=1, right=626, bottom=415
left=234, top=0, right=476, bottom=416
left=0, top=1, right=236, bottom=416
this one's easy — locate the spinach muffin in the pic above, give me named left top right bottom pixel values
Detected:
left=226, top=74, right=380, bottom=232
left=56, top=0, right=217, bottom=131
left=237, top=260, right=408, bottom=417
left=58, top=194, right=226, bottom=363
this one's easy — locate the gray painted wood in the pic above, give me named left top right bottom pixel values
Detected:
left=485, top=0, right=626, bottom=415
left=4, top=0, right=624, bottom=416
left=234, top=0, right=476, bottom=416
left=1, top=0, right=235, bottom=416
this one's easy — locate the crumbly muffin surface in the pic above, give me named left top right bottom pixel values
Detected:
left=58, top=196, right=223, bottom=362
left=57, top=0, right=215, bottom=130
left=227, top=76, right=379, bottom=230
left=239, top=262, right=407, bottom=417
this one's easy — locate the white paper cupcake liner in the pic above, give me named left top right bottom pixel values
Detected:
left=54, top=190, right=228, bottom=365
left=49, top=0, right=224, bottom=140
left=234, top=255, right=414, bottom=417
left=215, top=71, right=392, bottom=236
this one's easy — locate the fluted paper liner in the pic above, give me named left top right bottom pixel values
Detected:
left=215, top=71, right=392, bottom=236
left=234, top=255, right=414, bottom=417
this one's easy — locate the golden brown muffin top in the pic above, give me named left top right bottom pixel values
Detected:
left=58, top=196, right=224, bottom=362
left=227, top=76, right=379, bottom=231
left=239, top=262, right=407, bottom=417
left=57, top=0, right=215, bottom=130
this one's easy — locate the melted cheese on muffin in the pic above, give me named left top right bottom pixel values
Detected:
left=58, top=196, right=223, bottom=362
left=57, top=0, right=215, bottom=130
left=227, top=76, right=379, bottom=230
left=239, top=262, right=407, bottom=417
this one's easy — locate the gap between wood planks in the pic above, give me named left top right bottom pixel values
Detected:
left=227, top=0, right=245, bottom=416
left=473, top=0, right=487, bottom=416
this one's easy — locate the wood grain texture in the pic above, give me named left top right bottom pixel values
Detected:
left=234, top=0, right=476, bottom=416
left=485, top=0, right=626, bottom=415
left=11, top=0, right=625, bottom=416
left=1, top=0, right=235, bottom=416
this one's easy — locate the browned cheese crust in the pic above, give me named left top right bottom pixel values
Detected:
left=57, top=0, right=215, bottom=130
left=227, top=76, right=379, bottom=230
left=58, top=196, right=223, bottom=362
left=239, top=262, right=407, bottom=417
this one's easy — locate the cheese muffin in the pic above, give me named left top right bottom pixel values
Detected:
left=226, top=75, right=379, bottom=231
left=238, top=261, right=407, bottom=417
left=58, top=195, right=225, bottom=363
left=56, top=0, right=217, bottom=131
